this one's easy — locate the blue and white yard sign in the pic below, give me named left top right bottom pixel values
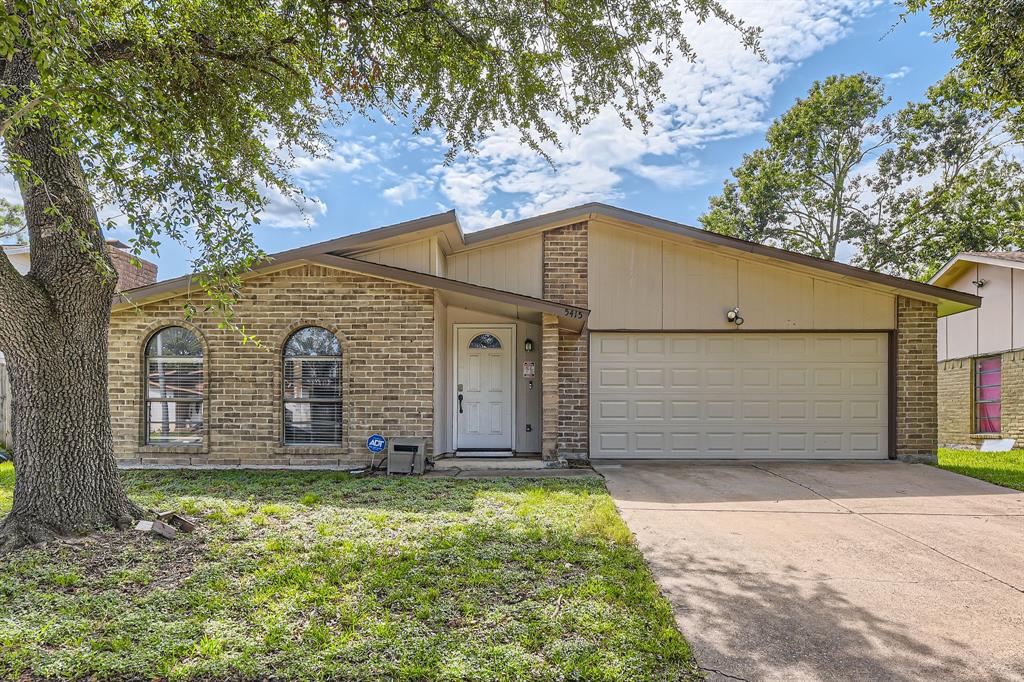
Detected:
left=366, top=434, right=387, bottom=454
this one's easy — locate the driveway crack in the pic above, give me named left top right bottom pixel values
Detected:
left=698, top=665, right=750, bottom=681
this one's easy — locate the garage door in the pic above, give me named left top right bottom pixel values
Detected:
left=590, top=332, right=889, bottom=459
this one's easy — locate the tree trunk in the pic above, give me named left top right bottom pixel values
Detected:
left=0, top=54, right=141, bottom=552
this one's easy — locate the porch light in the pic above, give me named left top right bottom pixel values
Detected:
left=524, top=338, right=534, bottom=352
left=726, top=307, right=744, bottom=326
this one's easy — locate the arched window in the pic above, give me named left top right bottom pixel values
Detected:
left=469, top=333, right=502, bottom=349
left=283, top=326, right=343, bottom=445
left=145, top=326, right=204, bottom=445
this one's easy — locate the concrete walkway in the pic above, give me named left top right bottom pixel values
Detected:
left=596, top=461, right=1024, bottom=682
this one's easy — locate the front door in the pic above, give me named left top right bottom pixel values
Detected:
left=455, top=326, right=514, bottom=451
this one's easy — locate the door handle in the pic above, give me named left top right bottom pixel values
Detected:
left=458, top=394, right=464, bottom=414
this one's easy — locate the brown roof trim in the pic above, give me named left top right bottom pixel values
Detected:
left=274, top=209, right=458, bottom=258
left=306, top=254, right=589, bottom=332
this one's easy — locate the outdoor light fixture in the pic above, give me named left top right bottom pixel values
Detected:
left=524, top=338, right=534, bottom=352
left=726, top=307, right=744, bottom=326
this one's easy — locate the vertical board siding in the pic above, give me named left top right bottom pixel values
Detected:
left=943, top=266, right=980, bottom=360
left=738, top=260, right=814, bottom=328
left=663, top=243, right=737, bottom=329
left=977, top=263, right=1012, bottom=355
left=446, top=235, right=543, bottom=298
left=354, top=237, right=435, bottom=274
left=589, top=221, right=896, bottom=331
left=588, top=222, right=662, bottom=329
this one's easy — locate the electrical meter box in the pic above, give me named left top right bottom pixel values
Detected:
left=387, top=437, right=427, bottom=475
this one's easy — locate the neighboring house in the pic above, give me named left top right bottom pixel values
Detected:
left=0, top=240, right=157, bottom=448
left=930, top=252, right=1024, bottom=448
left=109, top=203, right=978, bottom=468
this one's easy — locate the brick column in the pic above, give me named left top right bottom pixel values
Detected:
left=896, top=296, right=938, bottom=462
left=541, top=313, right=560, bottom=460
left=542, top=221, right=589, bottom=458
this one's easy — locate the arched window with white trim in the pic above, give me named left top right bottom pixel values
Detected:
left=283, top=326, right=343, bottom=445
left=145, top=326, right=204, bottom=445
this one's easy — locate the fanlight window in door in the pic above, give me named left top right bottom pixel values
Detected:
left=145, top=326, right=204, bottom=445
left=468, top=333, right=502, bottom=349
left=283, top=326, right=343, bottom=445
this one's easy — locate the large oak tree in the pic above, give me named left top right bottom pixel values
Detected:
left=0, top=0, right=758, bottom=550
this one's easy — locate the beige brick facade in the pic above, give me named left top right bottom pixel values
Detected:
left=542, top=222, right=589, bottom=458
left=938, top=358, right=972, bottom=446
left=939, top=350, right=1024, bottom=448
left=109, top=264, right=434, bottom=467
left=541, top=313, right=560, bottom=460
left=896, top=296, right=938, bottom=461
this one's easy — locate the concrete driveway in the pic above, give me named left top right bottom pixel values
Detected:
left=596, top=461, right=1024, bottom=682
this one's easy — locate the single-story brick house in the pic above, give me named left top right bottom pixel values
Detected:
left=110, top=204, right=979, bottom=468
left=930, top=251, right=1024, bottom=448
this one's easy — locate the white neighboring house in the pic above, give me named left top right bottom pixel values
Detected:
left=2, top=244, right=30, bottom=275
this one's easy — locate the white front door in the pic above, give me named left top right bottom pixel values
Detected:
left=455, top=326, right=514, bottom=451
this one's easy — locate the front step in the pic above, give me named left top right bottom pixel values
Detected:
left=454, top=450, right=514, bottom=458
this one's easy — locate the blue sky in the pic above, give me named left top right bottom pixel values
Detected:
left=8, top=1, right=958, bottom=279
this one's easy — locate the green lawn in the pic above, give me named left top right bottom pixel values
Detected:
left=936, top=448, right=1024, bottom=491
left=0, top=463, right=697, bottom=681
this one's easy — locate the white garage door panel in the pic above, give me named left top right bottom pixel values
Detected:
left=591, top=333, right=888, bottom=459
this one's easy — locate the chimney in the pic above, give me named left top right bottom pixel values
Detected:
left=105, top=240, right=158, bottom=292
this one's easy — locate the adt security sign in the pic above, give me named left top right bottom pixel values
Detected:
left=367, top=434, right=387, bottom=454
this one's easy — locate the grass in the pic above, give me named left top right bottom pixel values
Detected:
left=0, top=463, right=697, bottom=681
left=936, top=448, right=1024, bottom=491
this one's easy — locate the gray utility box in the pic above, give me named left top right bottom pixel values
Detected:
left=387, top=437, right=427, bottom=475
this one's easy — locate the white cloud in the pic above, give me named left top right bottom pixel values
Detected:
left=886, top=66, right=912, bottom=80
left=382, top=176, right=426, bottom=205
left=256, top=140, right=379, bottom=228
left=436, top=0, right=882, bottom=229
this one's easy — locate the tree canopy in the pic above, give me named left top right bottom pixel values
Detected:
left=908, top=0, right=1024, bottom=135
left=1, top=0, right=760, bottom=301
left=700, top=73, right=890, bottom=262
left=700, top=71, right=1024, bottom=279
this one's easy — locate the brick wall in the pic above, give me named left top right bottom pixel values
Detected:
left=896, top=296, right=938, bottom=461
left=998, top=351, right=1024, bottom=444
left=541, top=313, right=559, bottom=460
left=107, top=242, right=157, bottom=291
left=108, top=264, right=434, bottom=467
left=940, top=350, right=1024, bottom=448
left=938, top=358, right=972, bottom=446
left=542, top=221, right=589, bottom=458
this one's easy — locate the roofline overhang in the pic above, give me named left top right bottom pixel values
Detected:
left=344, top=201, right=981, bottom=314
left=115, top=202, right=980, bottom=319
left=306, top=254, right=589, bottom=332
left=114, top=252, right=590, bottom=333
left=929, top=252, right=1024, bottom=288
